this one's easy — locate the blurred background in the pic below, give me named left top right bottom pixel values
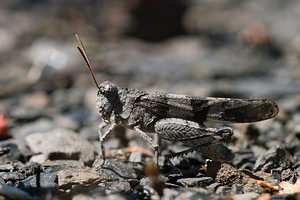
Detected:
left=0, top=0, right=300, bottom=154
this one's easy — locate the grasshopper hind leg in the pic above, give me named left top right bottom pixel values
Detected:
left=154, top=118, right=233, bottom=142
left=154, top=118, right=234, bottom=163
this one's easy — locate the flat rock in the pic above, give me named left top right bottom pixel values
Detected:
left=104, top=181, right=132, bottom=193
left=0, top=172, right=26, bottom=181
left=254, top=146, right=295, bottom=172
left=94, top=158, right=144, bottom=181
left=0, top=164, right=14, bottom=172
left=12, top=118, right=56, bottom=138
left=17, top=172, right=57, bottom=189
left=0, top=141, right=21, bottom=163
left=207, top=162, right=248, bottom=186
left=57, top=169, right=101, bottom=189
left=231, top=193, right=259, bottom=200
left=25, top=128, right=96, bottom=165
left=177, top=177, right=213, bottom=187
left=42, top=160, right=85, bottom=173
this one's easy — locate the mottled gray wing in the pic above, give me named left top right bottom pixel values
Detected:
left=136, top=93, right=279, bottom=123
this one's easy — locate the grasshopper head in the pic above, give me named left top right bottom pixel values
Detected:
left=96, top=81, right=118, bottom=121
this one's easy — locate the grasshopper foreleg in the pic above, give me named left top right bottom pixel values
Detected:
left=97, top=118, right=117, bottom=168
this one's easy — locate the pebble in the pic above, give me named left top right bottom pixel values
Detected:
left=176, top=177, right=213, bottom=187
left=17, top=172, right=57, bottom=189
left=233, top=150, right=256, bottom=170
left=0, top=172, right=26, bottom=182
left=0, top=141, right=21, bottom=163
left=281, top=168, right=296, bottom=182
left=94, top=158, right=143, bottom=181
left=71, top=185, right=107, bottom=200
left=231, top=184, right=243, bottom=194
left=80, top=126, right=99, bottom=142
left=104, top=181, right=132, bottom=194
left=57, top=169, right=101, bottom=189
left=9, top=106, right=42, bottom=122
left=215, top=185, right=231, bottom=194
left=207, top=162, right=248, bottom=186
left=42, top=160, right=85, bottom=173
left=0, top=164, right=14, bottom=172
left=231, top=193, right=259, bottom=200
left=12, top=118, right=56, bottom=138
left=20, top=91, right=50, bottom=110
left=254, top=146, right=295, bottom=172
left=206, top=182, right=222, bottom=193
left=25, top=128, right=96, bottom=165
left=128, top=151, right=142, bottom=163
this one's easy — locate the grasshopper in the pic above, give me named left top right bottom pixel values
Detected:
left=75, top=34, right=279, bottom=167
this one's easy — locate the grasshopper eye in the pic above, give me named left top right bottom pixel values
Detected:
left=103, top=84, right=112, bottom=94
left=99, top=81, right=117, bottom=96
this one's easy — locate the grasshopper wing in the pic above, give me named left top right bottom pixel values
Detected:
left=137, top=92, right=279, bottom=123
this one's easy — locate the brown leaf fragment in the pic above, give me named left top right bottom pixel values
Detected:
left=278, top=178, right=300, bottom=194
left=251, top=179, right=279, bottom=192
left=124, top=146, right=152, bottom=156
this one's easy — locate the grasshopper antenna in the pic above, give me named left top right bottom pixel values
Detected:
left=75, top=34, right=100, bottom=90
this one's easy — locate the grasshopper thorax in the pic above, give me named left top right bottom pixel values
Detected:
left=96, top=81, right=119, bottom=122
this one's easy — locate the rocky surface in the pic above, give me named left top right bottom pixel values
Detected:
left=0, top=0, right=299, bottom=199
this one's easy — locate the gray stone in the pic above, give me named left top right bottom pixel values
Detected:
left=206, top=183, right=222, bottom=193
left=254, top=146, right=295, bottom=172
left=11, top=118, right=55, bottom=138
left=281, top=168, right=296, bottom=182
left=0, top=172, right=26, bottom=181
left=18, top=172, right=57, bottom=189
left=0, top=164, right=14, bottom=172
left=128, top=151, right=142, bottom=163
left=25, top=128, right=96, bottom=165
left=162, top=188, right=179, bottom=200
left=231, top=193, right=259, bottom=200
left=170, top=190, right=212, bottom=200
left=72, top=185, right=107, bottom=200
left=231, top=184, right=243, bottom=194
left=42, top=160, right=85, bottom=173
left=104, top=181, right=132, bottom=193
left=215, top=185, right=231, bottom=195
left=0, top=141, right=21, bottom=163
left=29, top=154, right=47, bottom=164
left=177, top=177, right=213, bottom=187
left=94, top=158, right=143, bottom=181
left=57, top=169, right=101, bottom=189
left=0, top=184, right=32, bottom=200
left=80, top=127, right=99, bottom=142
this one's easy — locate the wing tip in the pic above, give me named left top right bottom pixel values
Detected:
left=266, top=99, right=279, bottom=119
left=254, top=99, right=279, bottom=122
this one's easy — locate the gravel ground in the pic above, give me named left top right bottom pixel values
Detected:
left=0, top=1, right=300, bottom=200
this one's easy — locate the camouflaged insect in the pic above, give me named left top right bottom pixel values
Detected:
left=76, top=34, right=279, bottom=167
